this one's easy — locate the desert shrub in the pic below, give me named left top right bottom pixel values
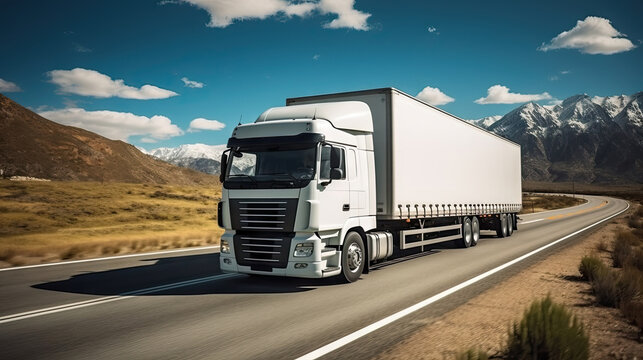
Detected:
left=595, top=239, right=609, bottom=252
left=617, top=267, right=642, bottom=305
left=612, top=232, right=634, bottom=268
left=592, top=268, right=620, bottom=307
left=579, top=255, right=605, bottom=282
left=61, top=246, right=82, bottom=260
left=621, top=299, right=643, bottom=331
left=506, top=296, right=588, bottom=360
left=455, top=348, right=489, bottom=360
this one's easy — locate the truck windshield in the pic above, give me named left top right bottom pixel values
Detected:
left=225, top=146, right=317, bottom=189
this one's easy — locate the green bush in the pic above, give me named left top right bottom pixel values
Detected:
left=506, top=296, right=588, bottom=360
left=579, top=255, right=605, bottom=282
left=455, top=348, right=489, bottom=360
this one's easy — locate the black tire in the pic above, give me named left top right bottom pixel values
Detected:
left=507, top=214, right=514, bottom=236
left=458, top=217, right=473, bottom=248
left=341, top=232, right=365, bottom=283
left=471, top=216, right=480, bottom=246
left=496, top=214, right=508, bottom=238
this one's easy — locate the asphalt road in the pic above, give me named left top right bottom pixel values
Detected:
left=0, top=195, right=628, bottom=359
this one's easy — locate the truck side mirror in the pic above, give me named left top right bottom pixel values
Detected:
left=219, top=152, right=228, bottom=183
left=330, top=168, right=343, bottom=180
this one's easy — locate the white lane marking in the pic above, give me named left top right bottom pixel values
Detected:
left=0, top=273, right=242, bottom=324
left=297, top=200, right=629, bottom=360
left=0, top=246, right=220, bottom=272
left=521, top=219, right=545, bottom=225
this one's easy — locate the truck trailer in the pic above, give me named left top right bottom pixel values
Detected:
left=218, top=88, right=522, bottom=282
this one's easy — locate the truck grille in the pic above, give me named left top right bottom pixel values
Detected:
left=233, top=233, right=293, bottom=270
left=229, top=199, right=298, bottom=232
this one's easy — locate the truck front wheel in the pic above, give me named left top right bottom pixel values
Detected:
left=341, top=232, right=365, bottom=283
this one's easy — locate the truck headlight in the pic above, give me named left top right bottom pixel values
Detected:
left=293, top=243, right=314, bottom=257
left=221, top=239, right=230, bottom=254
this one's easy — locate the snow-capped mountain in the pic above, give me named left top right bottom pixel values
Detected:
left=467, top=115, right=502, bottom=128
left=486, top=92, right=642, bottom=183
left=148, top=143, right=255, bottom=175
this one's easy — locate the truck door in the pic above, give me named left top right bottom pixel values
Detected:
left=318, top=144, right=350, bottom=230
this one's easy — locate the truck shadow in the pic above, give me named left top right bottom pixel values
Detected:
left=32, top=252, right=340, bottom=296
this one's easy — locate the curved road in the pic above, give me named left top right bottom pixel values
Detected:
left=0, top=195, right=628, bottom=359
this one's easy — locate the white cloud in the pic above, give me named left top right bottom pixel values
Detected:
left=313, top=54, right=320, bottom=60
left=48, top=68, right=178, bottom=99
left=39, top=108, right=183, bottom=141
left=318, top=0, right=370, bottom=30
left=560, top=70, right=570, bottom=74
left=416, top=86, right=455, bottom=106
left=539, top=16, right=635, bottom=55
left=475, top=85, right=552, bottom=104
left=549, top=75, right=559, bottom=81
left=427, top=26, right=437, bottom=33
left=181, top=0, right=370, bottom=30
left=0, top=78, right=21, bottom=92
left=181, top=77, right=205, bottom=88
left=188, top=118, right=226, bottom=132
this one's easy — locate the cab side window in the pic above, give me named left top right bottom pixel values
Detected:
left=320, top=145, right=346, bottom=180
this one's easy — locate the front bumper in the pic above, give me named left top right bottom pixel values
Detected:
left=219, top=231, right=339, bottom=278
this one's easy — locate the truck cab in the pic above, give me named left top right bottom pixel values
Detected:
left=218, top=101, right=377, bottom=281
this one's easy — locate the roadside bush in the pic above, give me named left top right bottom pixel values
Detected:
left=612, top=232, right=634, bottom=268
left=617, top=267, right=642, bottom=305
left=579, top=255, right=605, bottom=282
left=455, top=349, right=489, bottom=360
left=592, top=268, right=620, bottom=307
left=595, top=239, right=609, bottom=252
left=506, top=296, right=588, bottom=360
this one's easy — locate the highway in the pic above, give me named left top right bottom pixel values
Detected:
left=0, top=195, right=629, bottom=359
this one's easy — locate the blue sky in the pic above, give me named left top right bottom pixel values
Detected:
left=1, top=0, right=641, bottom=149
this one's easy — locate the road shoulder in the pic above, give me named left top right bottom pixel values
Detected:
left=373, top=205, right=642, bottom=360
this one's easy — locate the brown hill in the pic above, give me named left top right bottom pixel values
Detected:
left=0, top=94, right=218, bottom=185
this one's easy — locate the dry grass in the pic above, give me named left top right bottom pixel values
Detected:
left=0, top=180, right=223, bottom=267
left=521, top=193, right=586, bottom=214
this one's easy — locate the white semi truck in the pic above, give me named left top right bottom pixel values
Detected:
left=218, top=88, right=522, bottom=282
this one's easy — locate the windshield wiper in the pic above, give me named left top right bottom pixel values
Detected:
left=263, top=173, right=302, bottom=187
left=228, top=174, right=257, bottom=184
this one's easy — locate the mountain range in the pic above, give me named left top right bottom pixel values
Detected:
left=483, top=92, right=642, bottom=183
left=149, top=92, right=643, bottom=184
left=0, top=94, right=217, bottom=185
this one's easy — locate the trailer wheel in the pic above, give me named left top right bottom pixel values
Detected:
left=471, top=216, right=480, bottom=246
left=507, top=214, right=514, bottom=236
left=459, top=217, right=473, bottom=248
left=496, top=214, right=508, bottom=238
left=341, top=232, right=365, bottom=283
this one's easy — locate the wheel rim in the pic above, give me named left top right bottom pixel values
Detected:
left=464, top=220, right=472, bottom=246
left=508, top=215, right=513, bottom=233
left=472, top=218, right=480, bottom=243
left=346, top=243, right=363, bottom=273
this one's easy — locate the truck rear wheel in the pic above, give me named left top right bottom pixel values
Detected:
left=496, top=214, right=508, bottom=238
left=507, top=214, right=514, bottom=236
left=458, top=217, right=473, bottom=248
left=341, top=232, right=365, bottom=283
left=471, top=216, right=480, bottom=246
